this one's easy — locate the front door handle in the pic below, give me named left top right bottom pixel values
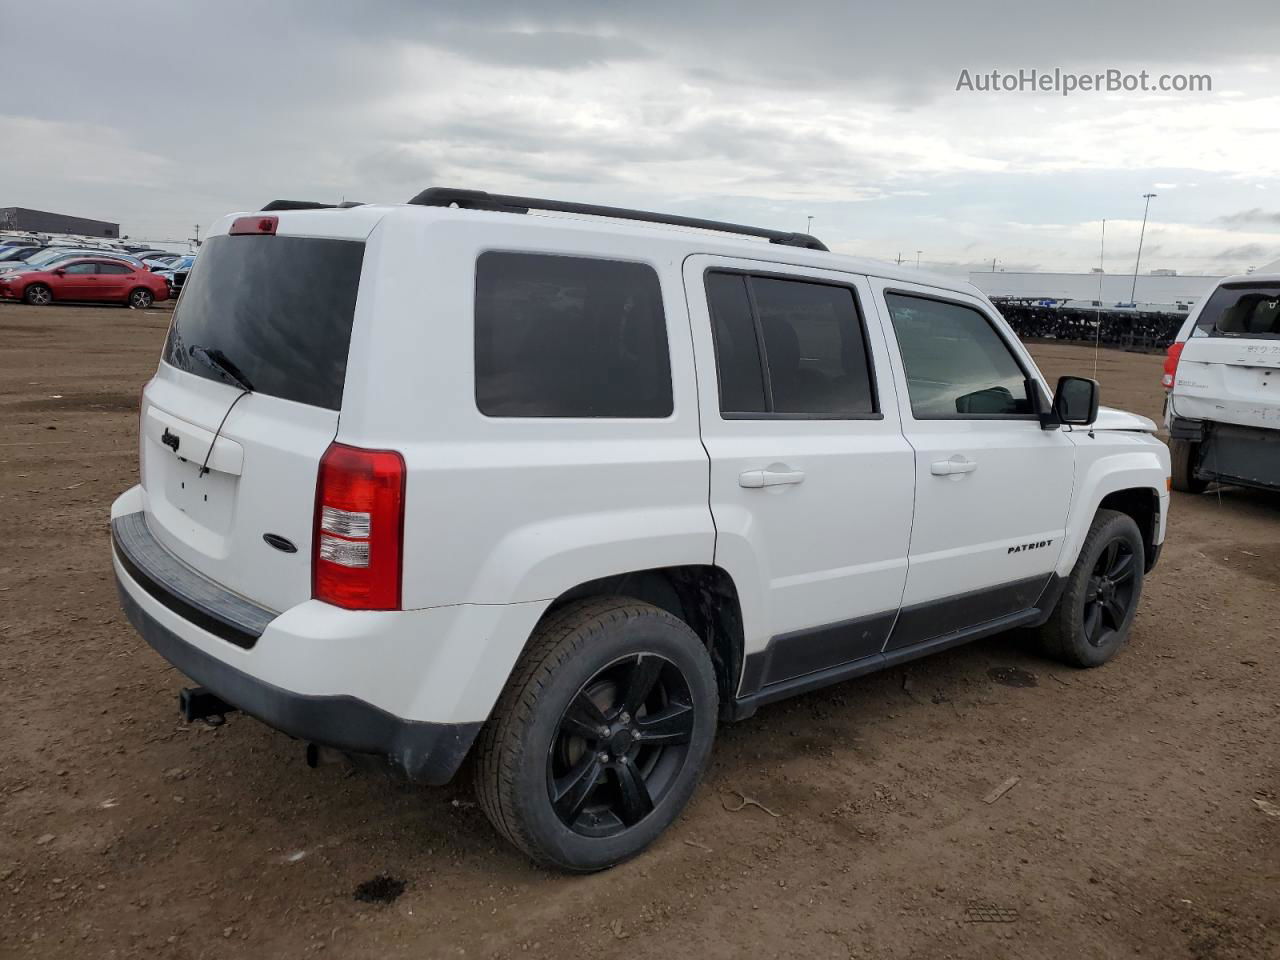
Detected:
left=739, top=468, right=806, bottom=488
left=931, top=456, right=978, bottom=476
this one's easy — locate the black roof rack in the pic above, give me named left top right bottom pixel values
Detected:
left=406, top=187, right=828, bottom=252
left=260, top=200, right=365, bottom=212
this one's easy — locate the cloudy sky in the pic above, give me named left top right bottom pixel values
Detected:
left=5, top=1, right=1280, bottom=275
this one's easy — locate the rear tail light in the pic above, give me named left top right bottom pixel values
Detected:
left=313, top=443, right=405, bottom=610
left=1161, top=341, right=1185, bottom=389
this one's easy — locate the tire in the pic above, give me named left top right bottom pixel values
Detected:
left=23, top=284, right=51, bottom=306
left=1170, top=438, right=1207, bottom=494
left=1037, top=509, right=1145, bottom=668
left=127, top=288, right=154, bottom=309
left=473, top=597, right=718, bottom=872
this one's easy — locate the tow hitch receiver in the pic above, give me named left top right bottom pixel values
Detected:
left=179, top=686, right=237, bottom=724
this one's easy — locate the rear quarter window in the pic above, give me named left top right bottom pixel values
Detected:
left=474, top=252, right=673, bottom=418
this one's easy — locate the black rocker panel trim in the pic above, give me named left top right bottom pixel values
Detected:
left=738, top=609, right=896, bottom=694
left=884, top=574, right=1051, bottom=651
left=735, top=574, right=1063, bottom=716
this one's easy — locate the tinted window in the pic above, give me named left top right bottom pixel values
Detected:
left=97, top=262, right=131, bottom=275
left=885, top=293, right=1032, bottom=417
left=62, top=262, right=96, bottom=274
left=705, top=272, right=767, bottom=412
left=705, top=272, right=876, bottom=417
left=1195, top=284, right=1280, bottom=338
left=475, top=252, right=672, bottom=418
left=163, top=234, right=365, bottom=410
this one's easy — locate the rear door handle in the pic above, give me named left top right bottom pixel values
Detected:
left=739, top=468, right=806, bottom=488
left=931, top=456, right=978, bottom=476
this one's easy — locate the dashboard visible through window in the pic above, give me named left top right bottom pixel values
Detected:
left=884, top=292, right=1033, bottom=418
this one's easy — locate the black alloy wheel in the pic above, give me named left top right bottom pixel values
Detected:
left=473, top=597, right=718, bottom=871
left=548, top=652, right=696, bottom=837
left=1082, top=537, right=1137, bottom=648
left=1036, top=508, right=1145, bottom=668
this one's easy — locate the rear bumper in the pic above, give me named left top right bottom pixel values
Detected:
left=115, top=578, right=478, bottom=784
left=1172, top=417, right=1280, bottom=491
left=111, top=505, right=483, bottom=784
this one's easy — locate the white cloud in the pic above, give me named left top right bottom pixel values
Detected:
left=3, top=3, right=1280, bottom=272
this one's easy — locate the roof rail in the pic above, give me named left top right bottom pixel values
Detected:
left=406, top=187, right=828, bottom=252
left=260, top=200, right=366, bottom=212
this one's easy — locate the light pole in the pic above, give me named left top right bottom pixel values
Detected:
left=1130, top=193, right=1157, bottom=303
left=916, top=250, right=922, bottom=268
left=805, top=215, right=814, bottom=234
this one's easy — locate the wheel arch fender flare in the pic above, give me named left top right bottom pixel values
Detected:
left=1056, top=448, right=1169, bottom=578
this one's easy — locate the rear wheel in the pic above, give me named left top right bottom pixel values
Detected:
left=1037, top=509, right=1145, bottom=668
left=24, top=284, right=51, bottom=306
left=1170, top=438, right=1207, bottom=494
left=473, top=597, right=717, bottom=872
left=127, top=288, right=154, bottom=309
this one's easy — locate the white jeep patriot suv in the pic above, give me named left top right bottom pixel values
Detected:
left=112, top=188, right=1171, bottom=871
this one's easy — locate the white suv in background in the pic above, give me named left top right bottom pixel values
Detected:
left=1163, top=265, right=1280, bottom=493
left=112, top=189, right=1170, bottom=871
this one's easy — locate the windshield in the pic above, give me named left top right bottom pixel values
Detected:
left=27, top=249, right=86, bottom=267
left=162, top=234, right=364, bottom=410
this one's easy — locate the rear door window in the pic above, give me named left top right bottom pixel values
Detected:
left=704, top=271, right=878, bottom=417
left=97, top=263, right=131, bottom=275
left=474, top=252, right=672, bottom=418
left=1195, top=284, right=1280, bottom=338
left=163, top=234, right=365, bottom=410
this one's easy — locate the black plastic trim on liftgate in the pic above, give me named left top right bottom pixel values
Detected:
left=406, top=187, right=830, bottom=252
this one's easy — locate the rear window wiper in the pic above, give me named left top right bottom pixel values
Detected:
left=190, top=345, right=254, bottom=393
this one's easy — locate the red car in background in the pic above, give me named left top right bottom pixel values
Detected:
left=0, top=257, right=170, bottom=309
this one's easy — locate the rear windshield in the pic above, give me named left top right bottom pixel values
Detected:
left=163, top=234, right=365, bottom=410
left=1195, top=283, right=1280, bottom=339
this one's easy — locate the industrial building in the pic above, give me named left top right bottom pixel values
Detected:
left=0, top=206, right=119, bottom=238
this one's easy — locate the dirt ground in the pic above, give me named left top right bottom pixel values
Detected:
left=1, top=304, right=1277, bottom=960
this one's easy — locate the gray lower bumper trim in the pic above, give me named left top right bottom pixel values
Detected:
left=115, top=574, right=480, bottom=785
left=112, top=512, right=275, bottom=649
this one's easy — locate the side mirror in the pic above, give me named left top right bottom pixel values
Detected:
left=53, top=268, right=66, bottom=276
left=1051, top=375, right=1099, bottom=426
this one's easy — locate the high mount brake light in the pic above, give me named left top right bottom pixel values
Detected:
left=229, top=215, right=278, bottom=236
left=312, top=443, right=406, bottom=611
left=1162, top=341, right=1184, bottom=389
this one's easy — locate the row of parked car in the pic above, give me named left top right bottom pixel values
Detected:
left=0, top=238, right=195, bottom=308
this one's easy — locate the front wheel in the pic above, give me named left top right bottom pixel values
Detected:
left=473, top=597, right=718, bottom=872
left=24, top=284, right=52, bottom=306
left=1037, top=509, right=1145, bottom=668
left=127, top=288, right=154, bottom=309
